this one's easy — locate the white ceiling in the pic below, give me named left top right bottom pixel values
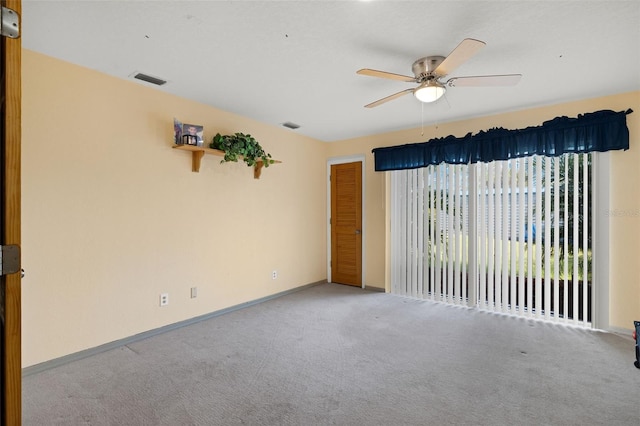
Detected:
left=21, top=1, right=640, bottom=142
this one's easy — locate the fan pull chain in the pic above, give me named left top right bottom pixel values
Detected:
left=421, top=102, right=425, bottom=136
left=443, top=92, right=451, bottom=110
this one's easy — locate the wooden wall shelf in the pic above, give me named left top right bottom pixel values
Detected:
left=172, top=144, right=281, bottom=179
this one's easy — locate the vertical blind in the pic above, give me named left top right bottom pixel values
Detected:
left=391, top=153, right=592, bottom=325
left=391, top=165, right=469, bottom=304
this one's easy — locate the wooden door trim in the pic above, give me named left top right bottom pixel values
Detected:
left=3, top=0, right=22, bottom=423
left=327, top=155, right=365, bottom=288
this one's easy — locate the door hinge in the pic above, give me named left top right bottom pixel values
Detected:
left=0, top=245, right=21, bottom=276
left=1, top=6, right=20, bottom=39
left=329, top=217, right=332, bottom=225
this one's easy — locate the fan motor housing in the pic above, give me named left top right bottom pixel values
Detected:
left=412, top=56, right=445, bottom=81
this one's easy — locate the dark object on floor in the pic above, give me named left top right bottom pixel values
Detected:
left=634, top=321, right=640, bottom=369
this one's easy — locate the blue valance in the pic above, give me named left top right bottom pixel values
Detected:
left=372, top=109, right=633, bottom=171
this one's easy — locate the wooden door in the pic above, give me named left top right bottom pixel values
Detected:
left=1, top=0, right=22, bottom=424
left=331, top=162, right=362, bottom=286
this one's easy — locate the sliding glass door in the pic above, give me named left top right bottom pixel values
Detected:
left=391, top=153, right=593, bottom=327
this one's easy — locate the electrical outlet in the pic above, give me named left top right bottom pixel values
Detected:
left=272, top=270, right=278, bottom=280
left=159, top=293, right=169, bottom=307
left=190, top=287, right=198, bottom=299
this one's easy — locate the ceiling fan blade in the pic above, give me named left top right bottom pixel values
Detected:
left=433, top=38, right=486, bottom=77
left=447, top=74, right=522, bottom=87
left=364, top=88, right=414, bottom=108
left=357, top=68, right=416, bottom=82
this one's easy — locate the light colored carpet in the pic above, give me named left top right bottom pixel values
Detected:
left=23, top=283, right=639, bottom=425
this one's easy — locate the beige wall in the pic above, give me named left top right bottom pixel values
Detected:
left=328, top=91, right=640, bottom=331
left=22, top=49, right=639, bottom=367
left=22, top=50, right=328, bottom=367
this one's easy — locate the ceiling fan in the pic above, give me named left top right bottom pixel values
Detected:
left=357, top=38, right=521, bottom=108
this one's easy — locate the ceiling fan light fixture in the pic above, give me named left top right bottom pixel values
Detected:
left=414, top=80, right=446, bottom=103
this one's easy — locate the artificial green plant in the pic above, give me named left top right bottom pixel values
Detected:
left=210, top=132, right=274, bottom=168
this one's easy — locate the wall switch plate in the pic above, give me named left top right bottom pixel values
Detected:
left=190, top=287, right=198, bottom=298
left=160, top=293, right=169, bottom=307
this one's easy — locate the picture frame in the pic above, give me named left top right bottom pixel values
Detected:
left=174, top=118, right=204, bottom=147
left=182, top=123, right=204, bottom=147
left=173, top=118, right=183, bottom=145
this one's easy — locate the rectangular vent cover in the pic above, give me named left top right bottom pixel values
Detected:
left=282, top=122, right=300, bottom=129
left=133, top=73, right=167, bottom=86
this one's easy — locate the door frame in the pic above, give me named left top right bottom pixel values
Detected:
left=2, top=0, right=22, bottom=423
left=592, top=152, right=610, bottom=331
left=327, top=155, right=365, bottom=288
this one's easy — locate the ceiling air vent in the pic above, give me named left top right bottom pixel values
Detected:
left=282, top=122, right=300, bottom=130
left=133, top=72, right=167, bottom=86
